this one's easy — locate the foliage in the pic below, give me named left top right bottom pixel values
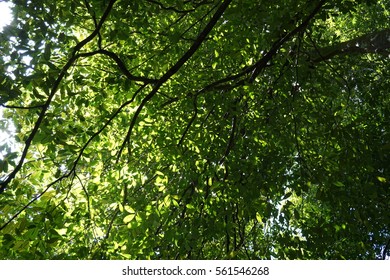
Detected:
left=0, top=0, right=389, bottom=259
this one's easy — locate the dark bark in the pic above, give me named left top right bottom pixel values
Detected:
left=311, top=28, right=390, bottom=62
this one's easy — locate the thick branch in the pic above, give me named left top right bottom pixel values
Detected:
left=311, top=28, right=390, bottom=62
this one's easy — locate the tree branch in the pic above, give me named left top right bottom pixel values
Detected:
left=179, top=0, right=326, bottom=96
left=310, top=28, right=390, bottom=62
left=116, top=0, right=232, bottom=161
left=249, top=0, right=326, bottom=81
left=0, top=0, right=117, bottom=194
left=96, top=49, right=158, bottom=83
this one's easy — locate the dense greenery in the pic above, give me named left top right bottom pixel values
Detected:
left=0, top=0, right=389, bottom=259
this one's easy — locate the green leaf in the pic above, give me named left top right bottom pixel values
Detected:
left=0, top=0, right=389, bottom=260
left=377, top=176, right=386, bottom=183
left=123, top=214, right=135, bottom=224
left=334, top=181, right=345, bottom=187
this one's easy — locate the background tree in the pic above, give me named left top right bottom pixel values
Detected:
left=0, top=0, right=389, bottom=259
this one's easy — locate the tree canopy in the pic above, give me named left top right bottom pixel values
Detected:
left=0, top=0, right=389, bottom=259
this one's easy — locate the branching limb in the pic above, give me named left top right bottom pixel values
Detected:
left=0, top=0, right=117, bottom=194
left=183, top=2, right=326, bottom=98
left=116, top=0, right=232, bottom=161
left=0, top=84, right=146, bottom=231
left=249, top=0, right=326, bottom=81
left=0, top=173, right=74, bottom=231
